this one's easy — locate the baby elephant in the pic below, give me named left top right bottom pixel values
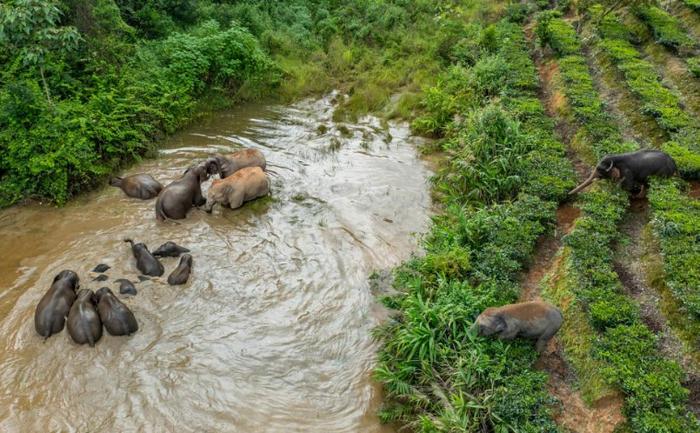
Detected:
left=167, top=254, right=193, bottom=285
left=96, top=287, right=138, bottom=336
left=471, top=301, right=563, bottom=352
left=35, top=270, right=80, bottom=339
left=67, top=289, right=103, bottom=346
left=204, top=166, right=270, bottom=212
left=110, top=174, right=163, bottom=199
left=124, top=239, right=164, bottom=277
left=205, top=148, right=266, bottom=179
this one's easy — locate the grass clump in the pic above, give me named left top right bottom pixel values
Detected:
left=375, top=17, right=576, bottom=431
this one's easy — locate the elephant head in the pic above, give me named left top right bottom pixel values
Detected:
left=205, top=157, right=221, bottom=177
left=471, top=309, right=506, bottom=336
left=185, top=164, right=209, bottom=184
left=569, top=156, right=622, bottom=195
left=109, top=177, right=123, bottom=187
left=53, top=270, right=79, bottom=288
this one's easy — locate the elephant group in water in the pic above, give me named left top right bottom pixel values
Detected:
left=110, top=147, right=270, bottom=221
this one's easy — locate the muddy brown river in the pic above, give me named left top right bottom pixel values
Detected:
left=0, top=95, right=432, bottom=432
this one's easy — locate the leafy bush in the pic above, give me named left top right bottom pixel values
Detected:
left=376, top=17, right=575, bottom=432
left=634, top=6, right=695, bottom=54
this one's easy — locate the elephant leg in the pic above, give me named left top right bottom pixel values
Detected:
left=633, top=184, right=647, bottom=199
left=535, top=335, right=551, bottom=353
left=193, top=187, right=206, bottom=207
left=228, top=191, right=245, bottom=209
left=497, top=327, right=519, bottom=340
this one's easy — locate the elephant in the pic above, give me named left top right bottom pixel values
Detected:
left=67, top=289, right=103, bottom=346
left=110, top=174, right=163, bottom=199
left=569, top=149, right=677, bottom=197
left=95, top=287, right=138, bottom=336
left=124, top=239, right=164, bottom=277
left=155, top=164, right=209, bottom=221
left=152, top=241, right=190, bottom=258
left=167, top=254, right=193, bottom=286
left=92, top=264, right=110, bottom=273
left=470, top=301, right=563, bottom=352
left=34, top=270, right=80, bottom=339
left=115, top=278, right=137, bottom=296
left=204, top=166, right=270, bottom=213
left=205, top=148, right=267, bottom=179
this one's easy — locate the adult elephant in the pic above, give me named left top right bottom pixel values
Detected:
left=205, top=148, right=266, bottom=179
left=155, top=164, right=209, bottom=221
left=110, top=174, right=163, bottom=199
left=569, top=149, right=677, bottom=197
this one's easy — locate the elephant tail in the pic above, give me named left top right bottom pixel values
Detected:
left=155, top=197, right=167, bottom=222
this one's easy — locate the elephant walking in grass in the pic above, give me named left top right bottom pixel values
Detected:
left=569, top=149, right=677, bottom=197
left=471, top=301, right=563, bottom=353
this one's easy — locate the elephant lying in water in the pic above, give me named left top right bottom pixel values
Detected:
left=204, top=166, right=270, bottom=212
left=110, top=174, right=163, bottom=199
left=569, top=149, right=677, bottom=197
left=205, top=148, right=266, bottom=179
left=471, top=301, right=563, bottom=352
left=155, top=164, right=209, bottom=221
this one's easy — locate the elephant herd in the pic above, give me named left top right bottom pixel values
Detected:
left=109, top=148, right=271, bottom=220
left=34, top=145, right=680, bottom=353
left=471, top=149, right=679, bottom=351
left=33, top=148, right=272, bottom=347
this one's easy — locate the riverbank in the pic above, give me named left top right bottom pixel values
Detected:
left=0, top=0, right=453, bottom=208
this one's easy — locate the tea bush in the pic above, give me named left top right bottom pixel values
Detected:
left=634, top=5, right=695, bottom=53
left=537, top=13, right=699, bottom=431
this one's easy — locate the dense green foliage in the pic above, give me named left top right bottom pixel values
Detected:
left=0, top=0, right=452, bottom=206
left=685, top=0, right=700, bottom=11
left=375, top=17, right=576, bottom=431
left=634, top=5, right=695, bottom=53
left=537, top=14, right=699, bottom=432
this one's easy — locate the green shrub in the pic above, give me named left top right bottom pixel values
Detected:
left=687, top=57, right=700, bottom=77
left=634, top=6, right=695, bottom=54
left=376, top=17, right=575, bottom=431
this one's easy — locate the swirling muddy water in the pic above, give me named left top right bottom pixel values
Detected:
left=0, top=95, right=433, bottom=432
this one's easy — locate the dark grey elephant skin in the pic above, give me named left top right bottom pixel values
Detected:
left=96, top=287, right=138, bottom=336
left=124, top=239, right=164, bottom=277
left=34, top=270, right=80, bottom=339
left=116, top=279, right=137, bottom=296
left=570, top=149, right=677, bottom=195
left=155, top=165, right=209, bottom=220
left=168, top=254, right=193, bottom=286
left=110, top=174, right=163, bottom=199
left=153, top=241, right=190, bottom=258
left=205, top=148, right=266, bottom=179
left=471, top=301, right=563, bottom=352
left=67, top=289, right=103, bottom=346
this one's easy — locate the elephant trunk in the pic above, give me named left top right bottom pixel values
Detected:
left=569, top=170, right=599, bottom=195
left=109, top=177, right=122, bottom=187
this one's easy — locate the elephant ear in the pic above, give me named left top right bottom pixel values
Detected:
left=492, top=315, right=507, bottom=333
left=602, top=159, right=615, bottom=172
